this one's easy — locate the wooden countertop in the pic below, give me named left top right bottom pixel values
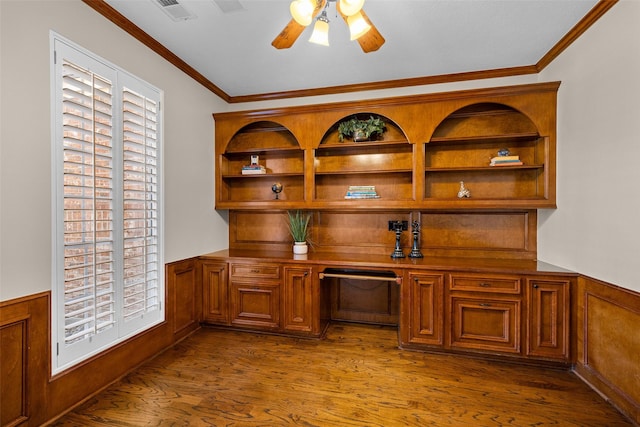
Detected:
left=200, top=249, right=577, bottom=276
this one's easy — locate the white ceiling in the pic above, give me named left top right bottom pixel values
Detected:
left=103, top=0, right=602, bottom=99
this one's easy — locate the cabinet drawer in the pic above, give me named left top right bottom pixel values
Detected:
left=450, top=297, right=521, bottom=354
left=230, top=263, right=280, bottom=279
left=449, top=274, right=521, bottom=294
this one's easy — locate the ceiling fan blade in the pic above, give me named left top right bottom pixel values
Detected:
left=272, top=19, right=307, bottom=49
left=354, top=9, right=385, bottom=53
left=272, top=0, right=327, bottom=50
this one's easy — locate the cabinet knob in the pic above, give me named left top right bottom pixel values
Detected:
left=479, top=303, right=491, bottom=307
left=304, top=272, right=308, bottom=277
left=533, top=284, right=539, bottom=288
left=479, top=283, right=491, bottom=287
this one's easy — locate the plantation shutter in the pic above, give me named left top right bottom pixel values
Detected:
left=122, top=87, right=160, bottom=325
left=61, top=59, right=116, bottom=345
left=53, top=35, right=163, bottom=372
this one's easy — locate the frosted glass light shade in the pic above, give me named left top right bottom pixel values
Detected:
left=339, top=0, right=365, bottom=16
left=309, top=19, right=330, bottom=46
left=347, top=12, right=371, bottom=40
left=290, top=0, right=315, bottom=26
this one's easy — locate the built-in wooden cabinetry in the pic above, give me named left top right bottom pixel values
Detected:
left=200, top=252, right=575, bottom=364
left=403, top=271, right=445, bottom=346
left=214, top=82, right=558, bottom=211
left=399, top=270, right=570, bottom=363
left=201, top=261, right=228, bottom=324
left=282, top=265, right=316, bottom=333
left=208, top=81, right=573, bottom=366
left=201, top=260, right=324, bottom=336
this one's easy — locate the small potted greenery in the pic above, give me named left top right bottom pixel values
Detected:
left=286, top=210, right=311, bottom=254
left=338, top=115, right=386, bottom=142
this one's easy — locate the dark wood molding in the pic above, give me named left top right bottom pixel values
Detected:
left=82, top=0, right=616, bottom=103
left=536, top=0, right=619, bottom=71
left=229, top=66, right=540, bottom=103
left=81, top=0, right=231, bottom=102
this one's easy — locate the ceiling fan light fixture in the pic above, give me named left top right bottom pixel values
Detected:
left=309, top=12, right=330, bottom=46
left=338, top=0, right=365, bottom=16
left=347, top=11, right=371, bottom=40
left=290, top=0, right=316, bottom=26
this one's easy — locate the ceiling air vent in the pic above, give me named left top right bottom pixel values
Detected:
left=154, top=0, right=197, bottom=21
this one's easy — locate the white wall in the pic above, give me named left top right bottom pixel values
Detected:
left=538, top=0, right=640, bottom=292
left=0, top=0, right=229, bottom=301
left=3, top=1, right=636, bottom=302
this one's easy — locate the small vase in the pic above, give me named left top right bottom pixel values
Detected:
left=293, top=242, right=308, bottom=254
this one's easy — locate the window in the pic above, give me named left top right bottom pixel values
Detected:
left=51, top=34, right=163, bottom=373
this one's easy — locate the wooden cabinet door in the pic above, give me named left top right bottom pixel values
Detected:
left=230, top=281, right=280, bottom=330
left=450, top=297, right=521, bottom=354
left=402, top=272, right=444, bottom=346
left=202, top=261, right=228, bottom=325
left=526, top=278, right=570, bottom=360
left=282, top=265, right=314, bottom=333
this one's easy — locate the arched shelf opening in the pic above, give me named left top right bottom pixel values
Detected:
left=225, top=121, right=300, bottom=153
left=219, top=120, right=305, bottom=205
left=313, top=113, right=414, bottom=203
left=424, top=102, right=548, bottom=202
left=318, top=113, right=409, bottom=148
left=430, top=103, right=539, bottom=142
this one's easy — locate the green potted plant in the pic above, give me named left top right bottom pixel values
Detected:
left=338, top=115, right=387, bottom=142
left=286, top=210, right=311, bottom=254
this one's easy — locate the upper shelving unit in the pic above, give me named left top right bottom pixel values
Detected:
left=314, top=114, right=413, bottom=204
left=424, top=103, right=549, bottom=204
left=218, top=121, right=304, bottom=206
left=213, top=81, right=559, bottom=210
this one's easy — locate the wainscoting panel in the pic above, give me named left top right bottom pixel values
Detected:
left=0, top=258, right=200, bottom=426
left=574, top=276, right=640, bottom=425
left=0, top=292, right=49, bottom=427
left=167, top=258, right=200, bottom=341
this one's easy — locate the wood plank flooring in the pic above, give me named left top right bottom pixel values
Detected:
left=51, top=323, right=632, bottom=426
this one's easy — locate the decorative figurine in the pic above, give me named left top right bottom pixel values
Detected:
left=389, top=220, right=406, bottom=258
left=409, top=221, right=424, bottom=258
left=271, top=182, right=283, bottom=199
left=457, top=181, right=471, bottom=198
left=497, top=148, right=510, bottom=157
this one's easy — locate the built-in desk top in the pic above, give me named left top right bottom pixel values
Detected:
left=200, top=249, right=577, bottom=277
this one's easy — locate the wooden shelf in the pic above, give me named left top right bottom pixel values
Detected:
left=214, top=82, right=558, bottom=211
left=316, top=169, right=412, bottom=176
left=223, top=147, right=302, bottom=155
left=222, top=172, right=304, bottom=179
left=426, top=165, right=544, bottom=172
left=317, top=139, right=410, bottom=150
left=429, top=133, right=540, bottom=144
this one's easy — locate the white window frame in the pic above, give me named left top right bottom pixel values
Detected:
left=50, top=33, right=164, bottom=374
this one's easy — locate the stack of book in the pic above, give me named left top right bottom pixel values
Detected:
left=344, top=185, right=380, bottom=199
left=490, top=155, right=523, bottom=167
left=241, top=164, right=266, bottom=175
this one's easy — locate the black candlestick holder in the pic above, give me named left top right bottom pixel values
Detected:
left=389, top=220, right=406, bottom=258
left=409, top=221, right=424, bottom=258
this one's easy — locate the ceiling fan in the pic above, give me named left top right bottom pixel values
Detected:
left=272, top=0, right=385, bottom=53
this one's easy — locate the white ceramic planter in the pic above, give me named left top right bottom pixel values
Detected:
left=293, top=242, right=308, bottom=254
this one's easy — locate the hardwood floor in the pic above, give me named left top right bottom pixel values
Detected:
left=51, top=323, right=632, bottom=426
